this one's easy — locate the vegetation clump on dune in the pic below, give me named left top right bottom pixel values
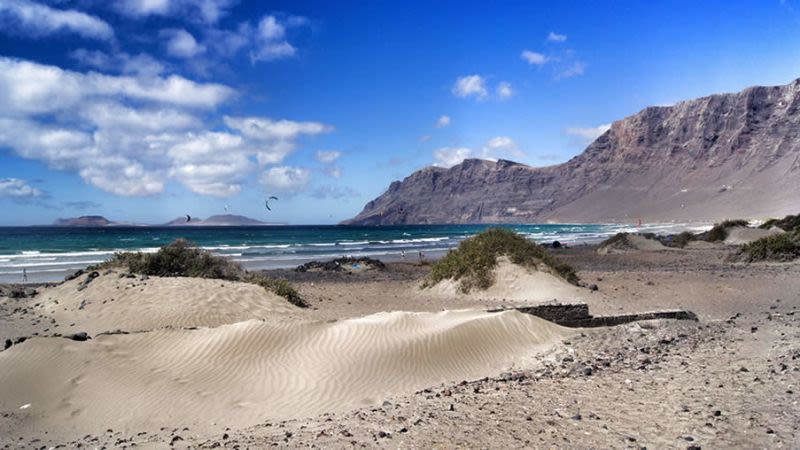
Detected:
left=735, top=231, right=800, bottom=262
left=423, top=228, right=579, bottom=293
left=99, top=239, right=308, bottom=307
left=703, top=219, right=750, bottom=242
left=759, top=213, right=800, bottom=232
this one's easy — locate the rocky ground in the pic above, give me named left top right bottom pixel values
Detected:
left=1, top=244, right=799, bottom=449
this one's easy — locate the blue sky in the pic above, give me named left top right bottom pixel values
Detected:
left=0, top=0, right=799, bottom=225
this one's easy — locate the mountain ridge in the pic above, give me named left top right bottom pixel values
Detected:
left=344, top=78, right=800, bottom=225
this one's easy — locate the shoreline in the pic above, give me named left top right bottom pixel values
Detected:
left=0, top=222, right=708, bottom=284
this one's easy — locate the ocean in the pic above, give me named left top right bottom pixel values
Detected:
left=0, top=223, right=697, bottom=283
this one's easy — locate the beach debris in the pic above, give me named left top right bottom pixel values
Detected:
left=19, top=403, right=30, bottom=410
left=265, top=196, right=279, bottom=211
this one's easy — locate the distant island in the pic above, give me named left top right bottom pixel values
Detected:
left=53, top=216, right=117, bottom=227
left=51, top=214, right=283, bottom=227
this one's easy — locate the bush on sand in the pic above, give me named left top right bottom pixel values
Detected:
left=99, top=239, right=307, bottom=307
left=735, top=231, right=800, bottom=263
left=423, top=228, right=579, bottom=293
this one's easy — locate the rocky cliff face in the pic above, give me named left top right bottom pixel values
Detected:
left=345, top=79, right=800, bottom=224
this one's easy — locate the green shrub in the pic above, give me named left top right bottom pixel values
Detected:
left=737, top=232, right=800, bottom=262
left=759, top=214, right=800, bottom=232
left=423, top=228, right=579, bottom=293
left=598, top=232, right=633, bottom=251
left=705, top=219, right=749, bottom=242
left=671, top=231, right=697, bottom=248
left=243, top=274, right=308, bottom=308
left=100, top=239, right=306, bottom=307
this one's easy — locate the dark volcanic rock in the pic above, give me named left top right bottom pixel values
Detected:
left=345, top=79, right=800, bottom=224
left=295, top=257, right=387, bottom=273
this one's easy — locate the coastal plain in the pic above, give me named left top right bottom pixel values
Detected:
left=1, top=243, right=798, bottom=448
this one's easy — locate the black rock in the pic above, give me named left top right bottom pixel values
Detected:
left=588, top=284, right=599, bottom=291
left=67, top=332, right=91, bottom=342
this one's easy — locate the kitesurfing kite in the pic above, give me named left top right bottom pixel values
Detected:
left=186, top=214, right=191, bottom=222
left=224, top=204, right=229, bottom=212
left=265, top=196, right=278, bottom=211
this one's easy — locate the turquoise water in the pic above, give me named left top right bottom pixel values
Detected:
left=0, top=223, right=689, bottom=283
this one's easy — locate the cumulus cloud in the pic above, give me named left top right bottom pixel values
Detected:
left=0, top=0, right=114, bottom=41
left=565, top=124, right=611, bottom=142
left=250, top=14, right=308, bottom=62
left=315, top=150, right=341, bottom=164
left=116, top=0, right=235, bottom=24
left=435, top=115, right=451, bottom=128
left=521, top=50, right=548, bottom=65
left=547, top=31, right=567, bottom=42
left=452, top=75, right=488, bottom=99
left=496, top=82, right=513, bottom=100
left=432, top=136, right=525, bottom=167
left=70, top=49, right=166, bottom=77
left=0, top=57, right=331, bottom=198
left=481, top=136, right=525, bottom=160
left=163, top=29, right=206, bottom=58
left=0, top=178, right=42, bottom=198
left=433, top=147, right=472, bottom=168
left=260, top=166, right=311, bottom=193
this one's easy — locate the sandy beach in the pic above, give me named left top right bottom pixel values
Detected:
left=1, top=242, right=798, bottom=448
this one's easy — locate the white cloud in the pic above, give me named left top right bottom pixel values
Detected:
left=433, top=147, right=473, bottom=168
left=432, top=136, right=525, bottom=168
left=521, top=50, right=548, bottom=65
left=70, top=49, right=166, bottom=77
left=0, top=57, right=233, bottom=113
left=164, top=29, right=206, bottom=59
left=452, top=75, right=488, bottom=99
left=315, top=150, right=341, bottom=164
left=547, top=31, right=567, bottom=42
left=116, top=0, right=234, bottom=24
left=260, top=166, right=311, bottom=193
left=565, top=124, right=611, bottom=142
left=435, top=115, right=451, bottom=128
left=0, top=57, right=332, bottom=198
left=250, top=14, right=309, bottom=62
left=224, top=116, right=331, bottom=140
left=0, top=0, right=114, bottom=41
left=558, top=61, right=587, bottom=79
left=496, top=82, right=513, bottom=100
left=481, top=136, right=525, bottom=161
left=0, top=178, right=42, bottom=198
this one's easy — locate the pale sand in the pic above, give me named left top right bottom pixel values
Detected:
left=0, top=271, right=571, bottom=441
left=40, top=271, right=302, bottom=334
left=423, top=256, right=587, bottom=305
left=596, top=233, right=673, bottom=254
left=1, top=247, right=799, bottom=448
left=723, top=225, right=783, bottom=245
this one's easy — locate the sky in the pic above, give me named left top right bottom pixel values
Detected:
left=0, top=0, right=799, bottom=225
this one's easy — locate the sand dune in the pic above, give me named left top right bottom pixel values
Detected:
left=723, top=226, right=783, bottom=245
left=424, top=257, right=587, bottom=304
left=38, top=271, right=301, bottom=334
left=0, top=309, right=570, bottom=440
